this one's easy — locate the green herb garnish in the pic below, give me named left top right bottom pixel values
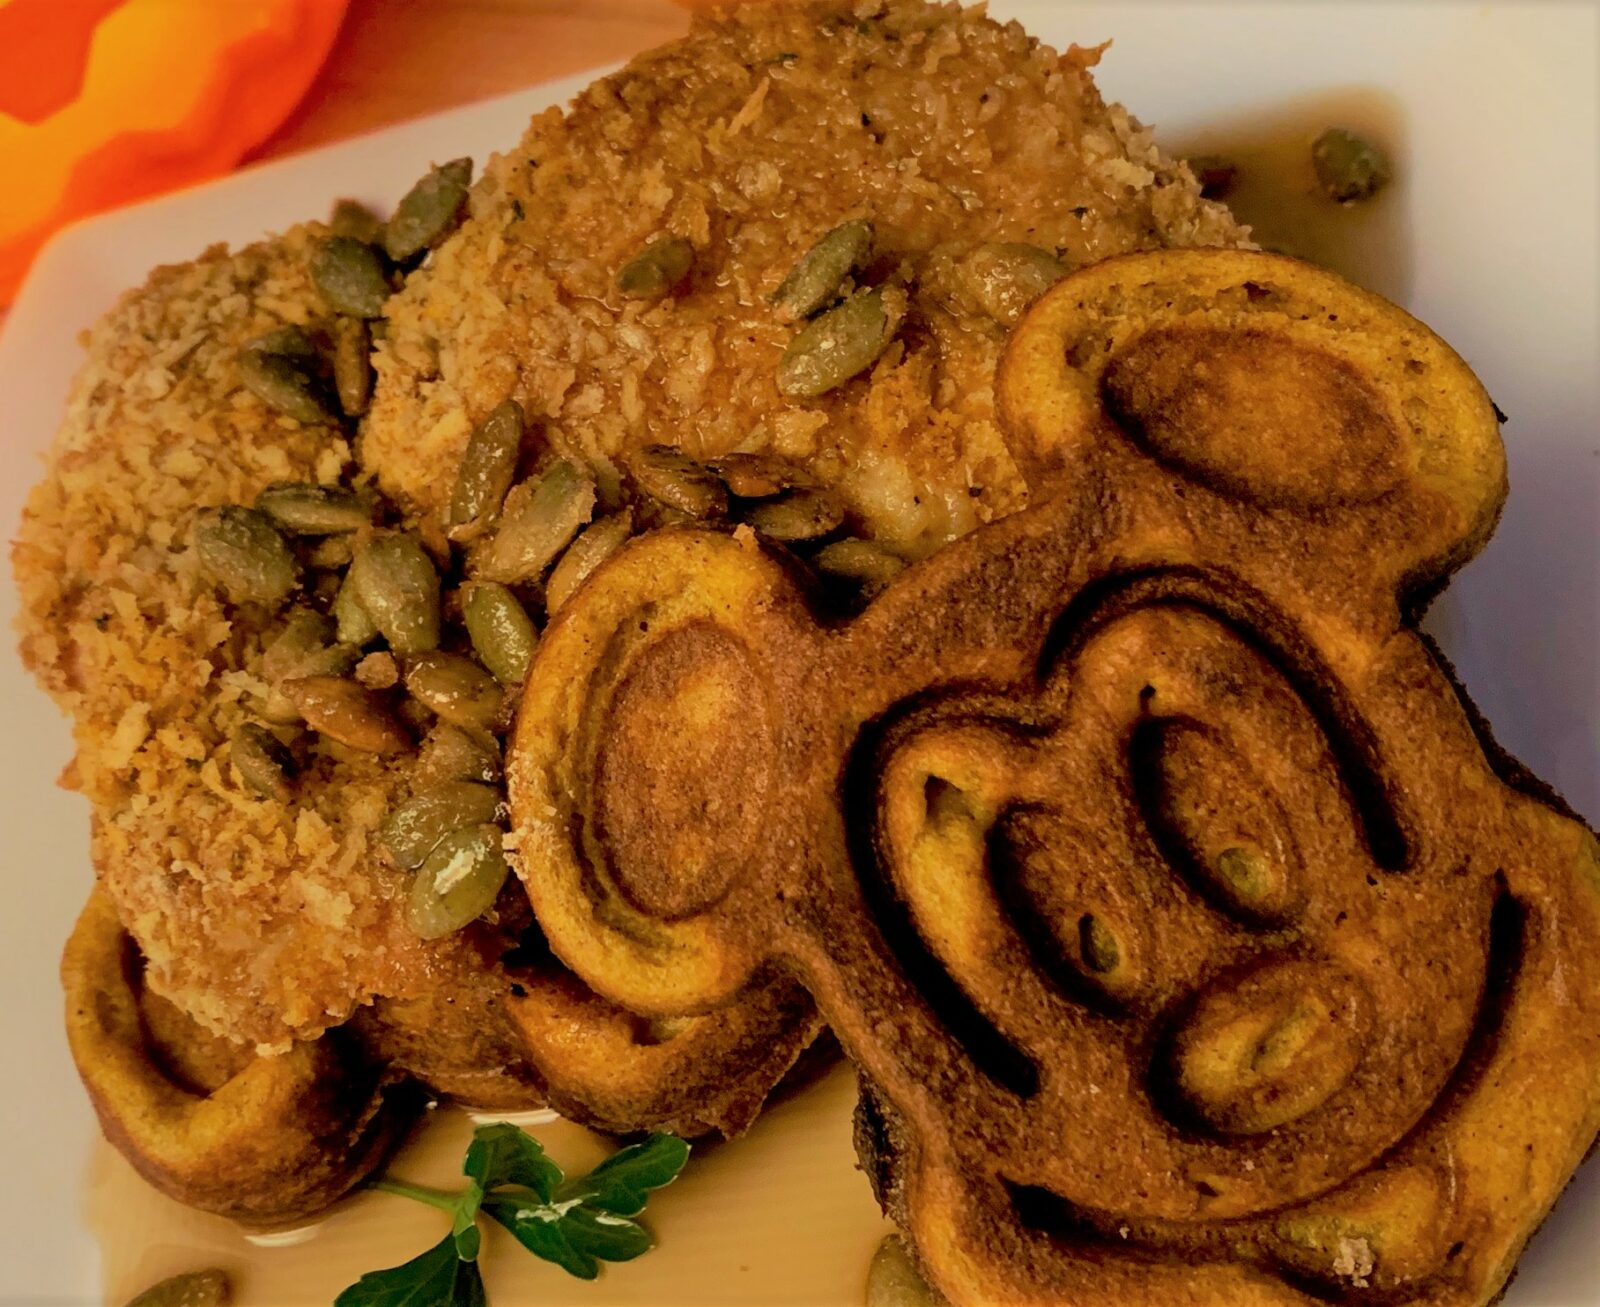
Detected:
left=336, top=1124, right=690, bottom=1307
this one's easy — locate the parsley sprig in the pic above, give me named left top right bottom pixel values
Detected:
left=336, top=1124, right=690, bottom=1307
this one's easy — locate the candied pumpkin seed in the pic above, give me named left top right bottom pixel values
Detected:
left=462, top=582, right=538, bottom=686
left=247, top=325, right=316, bottom=359
left=255, top=482, right=372, bottom=535
left=384, top=158, right=473, bottom=262
left=231, top=724, right=295, bottom=802
left=124, top=1268, right=232, bottom=1307
left=1311, top=128, right=1392, bottom=203
left=237, top=346, right=336, bottom=425
left=406, top=823, right=510, bottom=940
left=283, top=675, right=410, bottom=753
left=616, top=235, right=694, bottom=300
left=474, top=461, right=596, bottom=584
left=416, top=723, right=502, bottom=787
left=545, top=512, right=633, bottom=616
left=623, top=445, right=727, bottom=519
left=964, top=243, right=1068, bottom=327
left=349, top=533, right=442, bottom=655
left=743, top=488, right=844, bottom=542
left=777, top=288, right=897, bottom=397
left=770, top=218, right=873, bottom=321
left=312, top=236, right=390, bottom=318
left=381, top=780, right=505, bottom=870
left=330, top=198, right=384, bottom=244
left=814, top=537, right=906, bottom=594
left=1079, top=914, right=1120, bottom=974
left=449, top=399, right=525, bottom=532
left=194, top=507, right=298, bottom=606
left=404, top=651, right=504, bottom=731
left=333, top=573, right=381, bottom=646
left=331, top=315, right=374, bottom=417
left=709, top=452, right=808, bottom=499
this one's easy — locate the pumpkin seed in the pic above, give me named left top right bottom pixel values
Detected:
left=770, top=218, right=874, bottom=321
left=333, top=573, right=381, bottom=646
left=247, top=325, right=316, bottom=359
left=814, top=537, right=906, bottom=594
left=238, top=337, right=336, bottom=425
left=1312, top=128, right=1392, bottom=203
left=255, top=482, right=372, bottom=535
left=312, top=236, right=391, bottom=318
left=231, top=723, right=295, bottom=802
left=616, top=235, right=694, bottom=300
left=282, top=675, right=410, bottom=754
left=743, top=488, right=844, bottom=542
left=473, top=460, right=596, bottom=584
left=381, top=780, right=505, bottom=870
left=384, top=157, right=473, bottom=262
left=709, top=452, right=809, bottom=499
left=330, top=198, right=384, bottom=244
left=404, top=651, right=504, bottom=731
left=623, top=445, right=727, bottom=519
left=331, top=315, right=374, bottom=417
left=124, top=1268, right=232, bottom=1307
left=449, top=399, right=525, bottom=534
left=406, top=823, right=510, bottom=940
left=1079, top=914, right=1120, bottom=974
left=545, top=512, right=633, bottom=616
left=777, top=288, right=897, bottom=397
left=349, top=533, right=442, bottom=655
left=194, top=507, right=298, bottom=606
left=462, top=582, right=538, bottom=686
left=416, top=723, right=502, bottom=787
left=964, top=243, right=1068, bottom=327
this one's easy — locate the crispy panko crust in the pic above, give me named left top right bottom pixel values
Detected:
left=365, top=0, right=1244, bottom=560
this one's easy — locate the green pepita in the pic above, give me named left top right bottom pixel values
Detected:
left=231, top=723, right=295, bottom=802
left=743, top=487, right=844, bottom=542
left=1079, top=914, right=1121, bottom=974
left=616, top=235, right=694, bottom=300
left=349, top=533, right=442, bottom=655
left=237, top=346, right=336, bottom=425
left=462, top=582, right=538, bottom=686
left=331, top=315, right=373, bottom=417
left=312, top=236, right=391, bottom=318
left=330, top=198, right=384, bottom=244
left=124, top=1268, right=232, bottom=1307
left=404, top=651, right=504, bottom=731
left=282, top=675, right=410, bottom=754
left=473, top=460, right=596, bottom=585
left=194, top=506, right=298, bottom=606
left=623, top=445, right=727, bottom=519
left=963, top=243, right=1069, bottom=327
left=771, top=218, right=873, bottom=321
left=380, top=780, right=505, bottom=870
left=405, top=823, right=510, bottom=940
left=777, top=288, right=898, bottom=398
left=814, top=537, right=906, bottom=595
left=254, top=482, right=372, bottom=535
left=415, top=723, right=502, bottom=787
left=384, top=158, right=473, bottom=262
left=333, top=571, right=381, bottom=646
left=449, top=399, right=525, bottom=534
left=545, top=512, right=633, bottom=616
left=1311, top=128, right=1392, bottom=204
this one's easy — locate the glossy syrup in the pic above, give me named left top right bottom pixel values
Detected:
left=1166, top=87, right=1411, bottom=303
left=89, top=1064, right=889, bottom=1306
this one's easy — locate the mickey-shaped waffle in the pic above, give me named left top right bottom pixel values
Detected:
left=509, top=250, right=1600, bottom=1305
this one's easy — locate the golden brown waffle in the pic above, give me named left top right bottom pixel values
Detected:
left=509, top=250, right=1600, bottom=1306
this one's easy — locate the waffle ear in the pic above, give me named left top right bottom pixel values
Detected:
left=997, top=249, right=1507, bottom=592
left=506, top=528, right=818, bottom=1016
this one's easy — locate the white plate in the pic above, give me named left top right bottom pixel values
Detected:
left=1, top=4, right=1594, bottom=1303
